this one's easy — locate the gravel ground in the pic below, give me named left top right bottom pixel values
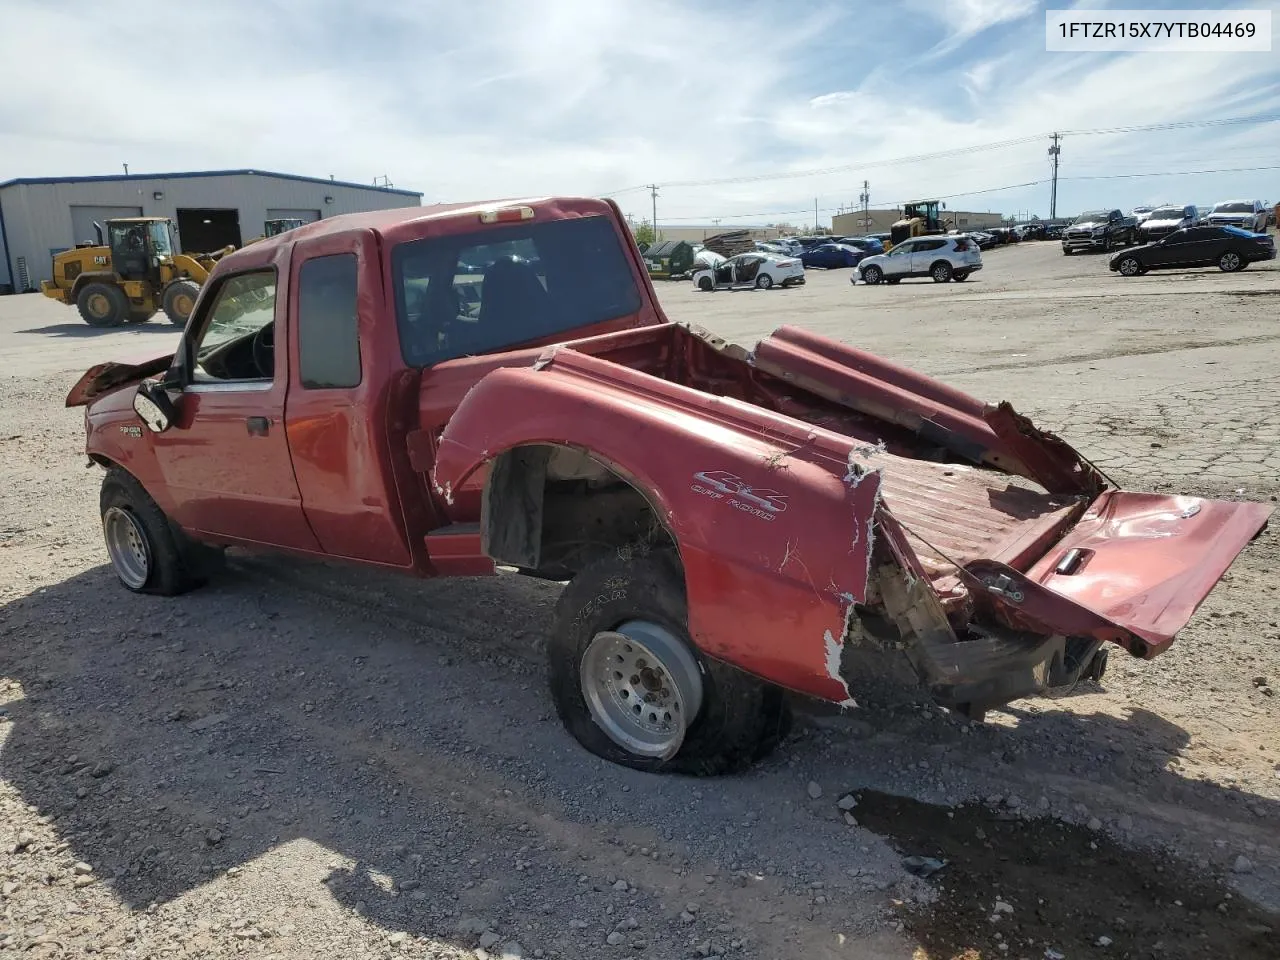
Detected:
left=1, top=240, right=1278, bottom=958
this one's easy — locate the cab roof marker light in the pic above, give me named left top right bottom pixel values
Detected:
left=480, top=206, right=535, bottom=224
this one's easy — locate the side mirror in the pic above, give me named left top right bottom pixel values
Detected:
left=133, top=378, right=179, bottom=433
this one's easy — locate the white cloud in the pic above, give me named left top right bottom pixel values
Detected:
left=907, top=0, right=1039, bottom=56
left=1, top=0, right=1278, bottom=226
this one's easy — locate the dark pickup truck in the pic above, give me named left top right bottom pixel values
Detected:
left=1061, top=209, right=1138, bottom=254
left=65, top=197, right=1271, bottom=776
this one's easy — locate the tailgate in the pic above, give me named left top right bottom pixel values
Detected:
left=1024, top=491, right=1271, bottom=654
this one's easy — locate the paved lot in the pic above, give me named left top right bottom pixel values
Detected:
left=1, top=240, right=1278, bottom=959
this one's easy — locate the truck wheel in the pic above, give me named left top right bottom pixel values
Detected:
left=76, top=283, right=128, bottom=327
left=162, top=280, right=200, bottom=326
left=697, top=276, right=713, bottom=291
left=930, top=261, right=952, bottom=283
left=549, top=549, right=789, bottom=775
left=99, top=468, right=222, bottom=596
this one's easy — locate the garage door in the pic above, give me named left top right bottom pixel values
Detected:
left=266, top=208, right=321, bottom=223
left=69, top=205, right=142, bottom=247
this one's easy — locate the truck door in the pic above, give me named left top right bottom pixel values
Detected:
left=282, top=230, right=414, bottom=566
left=152, top=264, right=321, bottom=551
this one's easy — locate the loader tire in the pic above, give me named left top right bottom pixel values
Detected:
left=77, top=282, right=128, bottom=328
left=548, top=547, right=789, bottom=775
left=99, top=467, right=223, bottom=596
left=162, top=279, right=200, bottom=327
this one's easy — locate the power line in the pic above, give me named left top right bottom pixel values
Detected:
left=603, top=113, right=1280, bottom=197
left=656, top=161, right=1280, bottom=224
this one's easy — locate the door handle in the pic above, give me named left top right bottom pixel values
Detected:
left=246, top=416, right=271, bottom=437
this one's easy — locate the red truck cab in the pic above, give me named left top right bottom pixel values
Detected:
left=69, top=197, right=1271, bottom=776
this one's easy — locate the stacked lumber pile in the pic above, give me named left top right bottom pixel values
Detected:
left=701, top=230, right=756, bottom=258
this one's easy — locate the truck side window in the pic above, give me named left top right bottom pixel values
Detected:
left=391, top=215, right=642, bottom=367
left=298, top=254, right=361, bottom=389
left=191, top=270, right=277, bottom=382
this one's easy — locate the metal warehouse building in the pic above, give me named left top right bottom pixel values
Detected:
left=0, top=169, right=423, bottom=292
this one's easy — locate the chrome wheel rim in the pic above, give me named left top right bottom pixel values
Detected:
left=933, top=265, right=949, bottom=281
left=580, top=620, right=703, bottom=760
left=1120, top=259, right=1139, bottom=275
left=1222, top=252, right=1240, bottom=270
left=103, top=506, right=150, bottom=589
left=757, top=275, right=772, bottom=289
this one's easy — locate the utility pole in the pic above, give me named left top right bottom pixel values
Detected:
left=814, top=197, right=819, bottom=233
left=1048, top=133, right=1061, bottom=220
left=859, top=180, right=870, bottom=231
left=122, top=163, right=129, bottom=175
left=648, top=184, right=660, bottom=241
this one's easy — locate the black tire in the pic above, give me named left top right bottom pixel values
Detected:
left=1102, top=235, right=1113, bottom=253
left=930, top=261, right=952, bottom=283
left=697, top=276, right=713, bottom=292
left=755, top=273, right=774, bottom=290
left=861, top=265, right=883, bottom=285
left=76, top=282, right=128, bottom=328
left=1062, top=248, right=1073, bottom=256
left=1218, top=250, right=1245, bottom=272
left=952, top=270, right=970, bottom=282
left=886, top=277, right=901, bottom=284
left=99, top=468, right=222, bottom=596
left=548, top=548, right=790, bottom=775
left=162, top=279, right=200, bottom=326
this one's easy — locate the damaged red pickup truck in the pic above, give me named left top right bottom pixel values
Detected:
left=67, top=197, right=1271, bottom=775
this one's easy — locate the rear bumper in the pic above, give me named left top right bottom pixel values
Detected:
left=781, top=275, right=806, bottom=286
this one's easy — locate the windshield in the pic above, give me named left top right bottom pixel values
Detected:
left=1073, top=211, right=1109, bottom=223
left=392, top=214, right=643, bottom=367
left=149, top=222, right=174, bottom=257
left=1214, top=202, right=1254, bottom=213
left=1148, top=208, right=1185, bottom=220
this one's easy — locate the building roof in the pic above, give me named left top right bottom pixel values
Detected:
left=0, top=168, right=422, bottom=198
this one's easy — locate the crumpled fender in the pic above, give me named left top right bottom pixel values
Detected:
left=431, top=347, right=883, bottom=705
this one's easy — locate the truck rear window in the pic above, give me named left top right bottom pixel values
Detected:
left=391, top=215, right=643, bottom=367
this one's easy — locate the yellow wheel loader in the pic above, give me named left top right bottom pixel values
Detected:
left=40, top=218, right=230, bottom=328
left=244, top=218, right=307, bottom=246
left=889, top=200, right=950, bottom=246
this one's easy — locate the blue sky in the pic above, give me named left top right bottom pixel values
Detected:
left=1, top=0, right=1277, bottom=226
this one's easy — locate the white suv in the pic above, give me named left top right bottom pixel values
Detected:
left=853, top=235, right=983, bottom=285
left=1203, top=199, right=1267, bottom=233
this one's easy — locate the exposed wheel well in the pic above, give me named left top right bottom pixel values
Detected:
left=481, top=444, right=677, bottom=580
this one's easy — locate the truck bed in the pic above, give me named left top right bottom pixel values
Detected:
left=566, top=321, right=1085, bottom=591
